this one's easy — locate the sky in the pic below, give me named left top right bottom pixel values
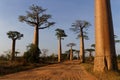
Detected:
left=0, top=0, right=120, bottom=56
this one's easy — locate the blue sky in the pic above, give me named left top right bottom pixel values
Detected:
left=0, top=0, right=120, bottom=55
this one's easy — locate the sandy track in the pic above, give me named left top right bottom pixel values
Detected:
left=0, top=60, right=97, bottom=80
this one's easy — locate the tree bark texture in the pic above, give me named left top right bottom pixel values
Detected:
left=80, top=29, right=85, bottom=63
left=94, top=0, right=118, bottom=72
left=70, top=46, right=73, bottom=61
left=33, top=25, right=39, bottom=47
left=58, top=38, right=62, bottom=62
left=11, top=39, right=16, bottom=61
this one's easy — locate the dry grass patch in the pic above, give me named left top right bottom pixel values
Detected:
left=82, top=62, right=120, bottom=80
left=0, top=60, right=46, bottom=76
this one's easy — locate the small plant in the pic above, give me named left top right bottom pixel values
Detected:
left=23, top=44, right=41, bottom=63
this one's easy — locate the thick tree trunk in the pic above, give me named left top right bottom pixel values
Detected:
left=11, top=40, right=16, bottom=61
left=58, top=38, right=62, bottom=62
left=80, top=30, right=85, bottom=63
left=94, top=0, right=118, bottom=72
left=70, top=46, right=73, bottom=61
left=33, top=25, right=39, bottom=47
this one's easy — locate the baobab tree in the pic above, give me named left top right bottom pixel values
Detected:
left=94, top=0, right=118, bottom=72
left=55, top=28, right=67, bottom=62
left=7, top=31, right=23, bottom=61
left=70, top=20, right=91, bottom=63
left=19, top=5, right=55, bottom=48
left=67, top=43, right=76, bottom=61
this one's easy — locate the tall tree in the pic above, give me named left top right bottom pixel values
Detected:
left=70, top=20, right=91, bottom=63
left=67, top=43, right=76, bottom=61
left=94, top=0, right=118, bottom=72
left=7, top=31, right=23, bottom=61
left=19, top=5, right=55, bottom=48
left=55, top=28, right=67, bottom=62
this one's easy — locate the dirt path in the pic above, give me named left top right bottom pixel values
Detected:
left=0, top=60, right=97, bottom=80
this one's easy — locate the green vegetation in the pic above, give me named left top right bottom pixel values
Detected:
left=24, top=44, right=41, bottom=63
left=0, top=52, right=58, bottom=76
left=0, top=60, right=46, bottom=76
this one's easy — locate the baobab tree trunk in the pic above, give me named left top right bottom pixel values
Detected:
left=80, top=30, right=85, bottom=63
left=11, top=40, right=16, bottom=61
left=94, top=0, right=118, bottom=72
left=58, top=38, right=62, bottom=62
left=33, top=25, right=39, bottom=47
left=70, top=46, right=73, bottom=61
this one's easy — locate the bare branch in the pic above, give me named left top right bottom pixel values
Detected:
left=39, top=22, right=55, bottom=29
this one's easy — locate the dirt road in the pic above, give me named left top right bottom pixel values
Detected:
left=0, top=60, right=97, bottom=80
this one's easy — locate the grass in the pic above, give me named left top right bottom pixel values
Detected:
left=82, top=61, right=120, bottom=80
left=0, top=60, right=47, bottom=76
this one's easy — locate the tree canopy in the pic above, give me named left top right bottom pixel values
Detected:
left=67, top=43, right=76, bottom=47
left=19, top=5, right=55, bottom=29
left=55, top=28, right=67, bottom=39
left=70, top=20, right=91, bottom=39
left=7, top=31, right=23, bottom=40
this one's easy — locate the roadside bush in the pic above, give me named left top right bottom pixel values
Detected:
left=0, top=55, right=8, bottom=61
left=23, top=44, right=41, bottom=63
left=61, top=53, right=68, bottom=61
left=118, top=54, right=120, bottom=60
left=117, top=54, right=120, bottom=63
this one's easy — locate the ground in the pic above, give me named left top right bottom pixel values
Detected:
left=0, top=60, right=97, bottom=80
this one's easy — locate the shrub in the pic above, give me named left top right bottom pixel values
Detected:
left=23, top=44, right=41, bottom=63
left=118, top=54, right=120, bottom=60
left=0, top=55, right=8, bottom=61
